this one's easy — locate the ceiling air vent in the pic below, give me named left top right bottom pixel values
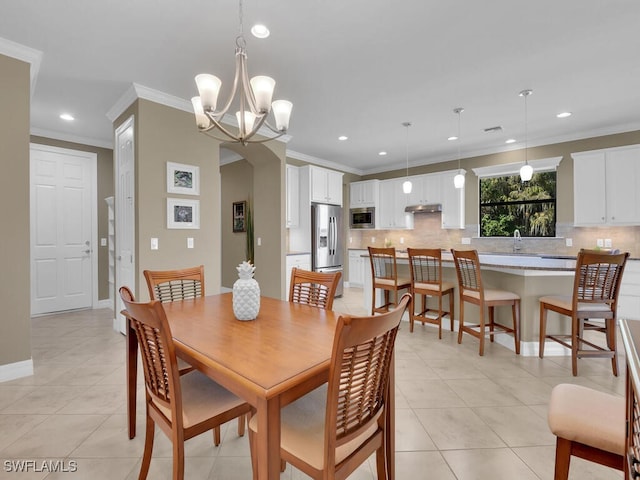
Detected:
left=484, top=126, right=503, bottom=133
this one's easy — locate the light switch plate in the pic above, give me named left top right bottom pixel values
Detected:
left=151, top=238, right=158, bottom=250
left=100, top=237, right=107, bottom=247
left=596, top=238, right=604, bottom=248
left=604, top=238, right=612, bottom=248
left=187, top=237, right=194, bottom=249
left=565, top=238, right=573, bottom=247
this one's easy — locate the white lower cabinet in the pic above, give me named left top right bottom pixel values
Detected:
left=619, top=260, right=640, bottom=320
left=348, top=250, right=367, bottom=287
left=285, top=254, right=311, bottom=299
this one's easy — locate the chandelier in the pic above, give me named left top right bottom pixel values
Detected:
left=191, top=0, right=292, bottom=145
left=519, top=89, right=533, bottom=182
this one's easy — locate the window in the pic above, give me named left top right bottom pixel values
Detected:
left=480, top=171, right=556, bottom=237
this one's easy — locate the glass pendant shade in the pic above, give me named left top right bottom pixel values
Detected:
left=191, top=97, right=210, bottom=129
left=249, top=76, right=275, bottom=112
left=402, top=180, right=412, bottom=194
left=520, top=163, right=533, bottom=181
left=454, top=172, right=465, bottom=189
left=272, top=100, right=293, bottom=131
left=195, top=74, right=222, bottom=111
left=236, top=111, right=257, bottom=136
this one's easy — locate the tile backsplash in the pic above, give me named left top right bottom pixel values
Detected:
left=348, top=214, right=640, bottom=257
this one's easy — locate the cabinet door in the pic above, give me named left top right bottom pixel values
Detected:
left=606, top=147, right=640, bottom=224
left=326, top=169, right=343, bottom=205
left=406, top=175, right=425, bottom=206
left=379, top=179, right=413, bottom=229
left=286, top=165, right=299, bottom=228
left=348, top=250, right=366, bottom=287
left=573, top=152, right=607, bottom=226
left=310, top=167, right=328, bottom=203
left=440, top=172, right=464, bottom=229
left=378, top=180, right=396, bottom=228
left=350, top=182, right=363, bottom=207
left=422, top=174, right=442, bottom=205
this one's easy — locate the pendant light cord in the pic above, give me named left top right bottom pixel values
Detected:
left=403, top=122, right=411, bottom=179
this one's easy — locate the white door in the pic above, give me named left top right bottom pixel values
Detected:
left=114, top=116, right=136, bottom=333
left=30, top=144, right=96, bottom=315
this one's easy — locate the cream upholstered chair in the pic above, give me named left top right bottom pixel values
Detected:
left=451, top=249, right=520, bottom=356
left=248, top=294, right=411, bottom=480
left=539, top=249, right=628, bottom=376
left=368, top=246, right=411, bottom=315
left=289, top=267, right=341, bottom=310
left=547, top=383, right=624, bottom=479
left=119, top=287, right=251, bottom=480
left=407, top=248, right=455, bottom=338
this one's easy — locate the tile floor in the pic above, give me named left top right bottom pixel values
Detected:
left=0, top=287, right=625, bottom=479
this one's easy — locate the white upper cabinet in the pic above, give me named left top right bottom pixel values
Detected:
left=349, top=180, right=379, bottom=208
left=310, top=165, right=343, bottom=205
left=406, top=174, right=442, bottom=206
left=286, top=164, right=299, bottom=228
left=378, top=179, right=414, bottom=229
left=573, top=145, right=640, bottom=226
left=439, top=171, right=465, bottom=229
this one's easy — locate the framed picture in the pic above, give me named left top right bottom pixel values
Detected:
left=233, top=201, right=246, bottom=233
left=167, top=198, right=200, bottom=229
left=167, top=162, right=199, bottom=195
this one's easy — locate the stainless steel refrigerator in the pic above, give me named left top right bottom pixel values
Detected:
left=311, top=203, right=344, bottom=297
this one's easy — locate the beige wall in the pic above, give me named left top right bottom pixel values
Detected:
left=115, top=99, right=223, bottom=300
left=0, top=54, right=31, bottom=368
left=30, top=136, right=114, bottom=300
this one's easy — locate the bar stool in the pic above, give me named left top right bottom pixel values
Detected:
left=451, top=249, right=520, bottom=356
left=407, top=248, right=455, bottom=338
left=368, top=247, right=411, bottom=315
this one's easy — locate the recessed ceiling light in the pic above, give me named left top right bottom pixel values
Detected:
left=338, top=135, right=348, bottom=141
left=505, top=138, right=516, bottom=144
left=251, top=24, right=270, bottom=39
left=60, top=113, right=74, bottom=121
left=448, top=136, right=458, bottom=141
left=378, top=151, right=387, bottom=156
left=557, top=112, right=572, bottom=118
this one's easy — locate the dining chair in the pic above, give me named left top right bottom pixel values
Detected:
left=143, top=265, right=246, bottom=443
left=368, top=246, right=411, bottom=315
left=547, top=383, right=624, bottom=479
left=289, top=267, right=341, bottom=310
left=539, top=249, right=629, bottom=376
left=407, top=248, right=455, bottom=338
left=143, top=265, right=205, bottom=302
left=248, top=294, right=411, bottom=480
left=451, top=249, right=520, bottom=356
left=119, top=287, right=252, bottom=480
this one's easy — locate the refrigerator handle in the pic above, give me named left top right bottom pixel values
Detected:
left=329, top=216, right=335, bottom=256
left=331, top=216, right=337, bottom=256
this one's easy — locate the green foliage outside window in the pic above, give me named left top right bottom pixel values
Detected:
left=480, top=172, right=556, bottom=237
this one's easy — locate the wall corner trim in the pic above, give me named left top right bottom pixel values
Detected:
left=0, top=359, right=34, bottom=383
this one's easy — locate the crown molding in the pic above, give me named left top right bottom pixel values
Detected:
left=0, top=36, right=42, bottom=95
left=31, top=127, right=113, bottom=150
left=472, top=156, right=562, bottom=178
left=286, top=149, right=363, bottom=176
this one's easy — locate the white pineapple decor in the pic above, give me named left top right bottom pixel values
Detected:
left=232, top=261, right=260, bottom=321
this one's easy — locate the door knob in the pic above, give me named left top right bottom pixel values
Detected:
left=84, top=249, right=91, bottom=254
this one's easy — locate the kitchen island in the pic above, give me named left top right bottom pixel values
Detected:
left=363, top=251, right=577, bottom=356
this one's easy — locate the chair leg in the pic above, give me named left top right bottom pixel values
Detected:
left=437, top=294, right=443, bottom=339
left=448, top=290, right=455, bottom=332
left=513, top=300, right=520, bottom=355
left=554, top=437, right=572, bottom=480
left=479, top=307, right=486, bottom=356
left=457, top=299, right=465, bottom=345
left=139, top=414, right=155, bottom=480
left=571, top=315, right=579, bottom=376
left=488, top=306, right=495, bottom=343
left=375, top=444, right=387, bottom=480
left=237, top=413, right=246, bottom=437
left=607, top=318, right=618, bottom=376
left=172, top=431, right=185, bottom=480
left=539, top=303, right=548, bottom=358
left=409, top=292, right=415, bottom=333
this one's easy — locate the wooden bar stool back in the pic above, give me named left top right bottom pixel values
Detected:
left=407, top=248, right=455, bottom=338
left=539, top=249, right=628, bottom=376
left=451, top=249, right=520, bottom=356
left=368, top=247, right=411, bottom=315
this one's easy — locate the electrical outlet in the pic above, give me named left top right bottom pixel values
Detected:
left=400, top=237, right=404, bottom=244
left=371, top=237, right=376, bottom=243
left=100, top=237, right=107, bottom=247
left=565, top=238, right=573, bottom=247
left=596, top=238, right=604, bottom=248
left=604, top=238, right=612, bottom=248
left=257, top=237, right=262, bottom=246
left=461, top=237, right=471, bottom=245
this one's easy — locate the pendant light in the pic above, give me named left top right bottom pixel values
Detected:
left=519, top=89, right=533, bottom=182
left=402, top=122, right=412, bottom=194
left=453, top=107, right=465, bottom=189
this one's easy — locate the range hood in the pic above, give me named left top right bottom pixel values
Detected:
left=404, top=204, right=442, bottom=214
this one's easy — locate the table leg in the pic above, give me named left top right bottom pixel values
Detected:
left=386, top=352, right=395, bottom=480
left=256, top=396, right=281, bottom=480
left=126, top=316, right=138, bottom=439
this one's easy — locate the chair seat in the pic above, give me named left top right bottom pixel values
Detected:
left=155, top=371, right=247, bottom=429
left=248, top=384, right=380, bottom=470
left=374, top=277, right=411, bottom=288
left=414, top=281, right=455, bottom=293
left=539, top=295, right=613, bottom=313
left=463, top=288, right=519, bottom=302
left=548, top=384, right=625, bottom=455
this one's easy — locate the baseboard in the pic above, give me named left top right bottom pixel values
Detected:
left=0, top=359, right=34, bottom=383
left=96, top=299, right=113, bottom=309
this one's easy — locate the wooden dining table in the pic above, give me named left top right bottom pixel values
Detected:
left=125, top=292, right=396, bottom=480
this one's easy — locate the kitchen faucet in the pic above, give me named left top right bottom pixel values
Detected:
left=513, top=229, right=522, bottom=252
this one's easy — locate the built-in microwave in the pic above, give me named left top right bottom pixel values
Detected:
left=349, top=207, right=375, bottom=229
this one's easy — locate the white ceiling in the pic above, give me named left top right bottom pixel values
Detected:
left=1, top=0, right=639, bottom=175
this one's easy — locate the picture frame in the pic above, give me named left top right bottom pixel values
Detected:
left=167, top=162, right=199, bottom=195
left=167, top=198, right=200, bottom=229
left=232, top=201, right=247, bottom=233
